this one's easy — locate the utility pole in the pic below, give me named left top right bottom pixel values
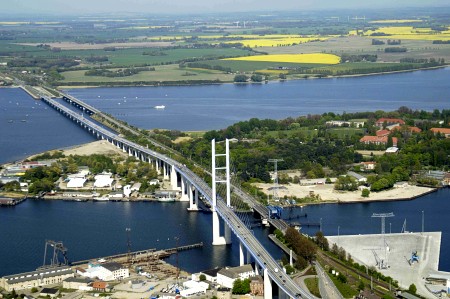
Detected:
left=175, top=236, right=180, bottom=282
left=126, top=228, right=131, bottom=264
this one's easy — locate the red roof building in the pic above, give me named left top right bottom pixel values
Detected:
left=92, top=281, right=108, bottom=291
left=430, top=128, right=450, bottom=138
left=360, top=136, right=398, bottom=147
left=376, top=129, right=390, bottom=137
left=391, top=126, right=422, bottom=133
left=375, top=118, right=405, bottom=127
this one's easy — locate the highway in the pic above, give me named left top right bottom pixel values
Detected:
left=41, top=95, right=314, bottom=298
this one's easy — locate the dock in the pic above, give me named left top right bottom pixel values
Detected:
left=71, top=242, right=203, bottom=266
left=0, top=197, right=27, bottom=207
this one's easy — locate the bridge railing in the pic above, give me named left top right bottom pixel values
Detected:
left=41, top=95, right=312, bottom=299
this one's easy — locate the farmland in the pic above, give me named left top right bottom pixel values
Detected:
left=0, top=7, right=448, bottom=87
left=223, top=53, right=341, bottom=64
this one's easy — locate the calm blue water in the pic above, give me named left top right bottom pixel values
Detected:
left=0, top=200, right=282, bottom=276
left=66, top=68, right=450, bottom=131
left=1, top=69, right=450, bottom=276
left=0, top=88, right=95, bottom=164
left=0, top=189, right=449, bottom=277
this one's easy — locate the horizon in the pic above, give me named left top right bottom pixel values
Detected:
left=3, top=0, right=450, bottom=16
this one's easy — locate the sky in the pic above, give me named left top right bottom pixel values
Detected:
left=4, top=0, right=450, bottom=15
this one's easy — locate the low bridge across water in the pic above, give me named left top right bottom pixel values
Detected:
left=40, top=93, right=313, bottom=299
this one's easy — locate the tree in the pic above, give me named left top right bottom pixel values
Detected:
left=334, top=176, right=358, bottom=191
left=408, top=283, right=417, bottom=294
left=234, top=74, right=248, bottom=83
left=315, top=231, right=329, bottom=251
left=199, top=274, right=206, bottom=281
left=361, top=188, right=370, bottom=197
left=251, top=74, right=263, bottom=82
left=358, top=280, right=365, bottom=291
left=232, top=278, right=250, bottom=294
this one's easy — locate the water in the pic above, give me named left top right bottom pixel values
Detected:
left=0, top=200, right=282, bottom=276
left=1, top=69, right=450, bottom=276
left=0, top=189, right=449, bottom=277
left=66, top=68, right=450, bottom=131
left=0, top=88, right=95, bottom=164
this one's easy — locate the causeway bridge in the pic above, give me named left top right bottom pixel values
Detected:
left=40, top=93, right=312, bottom=299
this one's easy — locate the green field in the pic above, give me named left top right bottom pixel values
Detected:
left=327, top=128, right=364, bottom=137
left=60, top=64, right=235, bottom=83
left=23, top=47, right=253, bottom=67
left=196, top=59, right=328, bottom=72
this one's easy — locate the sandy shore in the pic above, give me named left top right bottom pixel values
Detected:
left=25, top=140, right=129, bottom=161
left=253, top=182, right=435, bottom=203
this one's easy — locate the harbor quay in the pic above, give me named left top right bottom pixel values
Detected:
left=327, top=232, right=448, bottom=298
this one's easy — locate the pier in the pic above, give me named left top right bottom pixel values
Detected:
left=71, top=242, right=203, bottom=266
left=0, top=197, right=27, bottom=207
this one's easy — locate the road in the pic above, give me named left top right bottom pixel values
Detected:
left=315, top=263, right=344, bottom=299
left=41, top=95, right=314, bottom=299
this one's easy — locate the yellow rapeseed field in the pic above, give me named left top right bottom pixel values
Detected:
left=223, top=53, right=340, bottom=64
left=350, top=26, right=450, bottom=41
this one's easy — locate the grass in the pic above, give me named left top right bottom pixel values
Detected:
left=327, top=272, right=358, bottom=298
left=224, top=53, right=341, bottom=64
left=29, top=47, right=253, bottom=67
left=328, top=128, right=364, bottom=138
left=304, top=277, right=321, bottom=298
left=195, top=59, right=325, bottom=72
left=310, top=62, right=419, bottom=75
left=60, top=64, right=235, bottom=83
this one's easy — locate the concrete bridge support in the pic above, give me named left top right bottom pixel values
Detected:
left=188, top=186, right=199, bottom=211
left=180, top=178, right=189, bottom=201
left=263, top=268, right=272, bottom=299
left=239, top=242, right=245, bottom=266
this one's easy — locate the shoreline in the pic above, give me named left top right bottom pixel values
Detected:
left=2, top=140, right=446, bottom=206
left=55, top=64, right=450, bottom=89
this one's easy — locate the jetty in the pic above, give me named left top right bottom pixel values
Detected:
left=0, top=197, right=27, bottom=207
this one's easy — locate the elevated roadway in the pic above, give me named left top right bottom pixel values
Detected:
left=41, top=94, right=312, bottom=299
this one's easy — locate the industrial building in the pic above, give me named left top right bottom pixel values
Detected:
left=80, top=262, right=129, bottom=281
left=0, top=266, right=74, bottom=291
left=216, top=264, right=255, bottom=288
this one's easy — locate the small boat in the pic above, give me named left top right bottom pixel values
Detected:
left=158, top=197, right=175, bottom=202
left=154, top=105, right=165, bottom=109
left=94, top=197, right=109, bottom=202
left=8, top=120, right=13, bottom=123
left=21, top=119, right=27, bottom=122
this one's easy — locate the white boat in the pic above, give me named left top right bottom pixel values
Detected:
left=154, top=105, right=165, bottom=109
left=94, top=197, right=109, bottom=202
left=158, top=197, right=175, bottom=202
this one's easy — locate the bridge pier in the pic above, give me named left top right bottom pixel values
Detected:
left=263, top=268, right=272, bottom=299
left=170, top=165, right=178, bottom=190
left=188, top=186, right=199, bottom=211
left=239, top=241, right=245, bottom=266
left=180, top=178, right=189, bottom=201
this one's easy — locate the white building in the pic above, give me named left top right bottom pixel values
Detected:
left=131, top=182, right=141, bottom=192
left=94, top=173, right=114, bottom=188
left=67, top=177, right=87, bottom=188
left=81, top=262, right=129, bottom=281
left=217, top=264, right=255, bottom=288
left=180, top=280, right=209, bottom=297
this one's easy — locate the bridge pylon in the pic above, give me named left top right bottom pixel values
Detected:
left=211, top=139, right=232, bottom=245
